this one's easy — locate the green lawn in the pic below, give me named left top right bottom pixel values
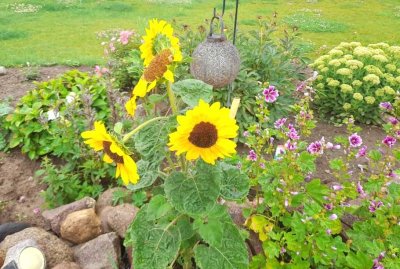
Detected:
left=1, top=0, right=399, bottom=66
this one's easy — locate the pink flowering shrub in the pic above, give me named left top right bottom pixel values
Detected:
left=239, top=78, right=400, bottom=268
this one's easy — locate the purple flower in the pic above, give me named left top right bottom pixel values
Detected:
left=369, top=200, right=383, bottom=213
left=356, top=146, right=367, bottom=158
left=33, top=208, right=40, bottom=214
left=274, top=118, right=287, bottom=129
left=285, top=140, right=297, bottom=151
left=379, top=102, right=393, bottom=111
left=357, top=181, right=366, bottom=198
left=259, top=162, right=265, bottom=169
left=236, top=162, right=242, bottom=169
left=263, top=86, right=279, bottom=103
left=307, top=141, right=323, bottom=155
left=296, top=82, right=307, bottom=92
left=334, top=144, right=341, bottom=149
left=349, top=133, right=363, bottom=147
left=329, top=214, right=338, bottom=220
left=388, top=116, right=399, bottom=125
left=382, top=136, right=396, bottom=148
left=332, top=184, right=343, bottom=191
left=248, top=150, right=257, bottom=161
left=243, top=131, right=249, bottom=137
left=287, top=128, right=300, bottom=140
left=280, top=247, right=286, bottom=254
left=324, top=203, right=333, bottom=211
left=326, top=142, right=334, bottom=149
left=326, top=229, right=332, bottom=235
left=396, top=130, right=400, bottom=138
left=373, top=252, right=385, bottom=269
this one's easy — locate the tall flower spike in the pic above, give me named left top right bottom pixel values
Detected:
left=81, top=121, right=139, bottom=185
left=168, top=100, right=239, bottom=165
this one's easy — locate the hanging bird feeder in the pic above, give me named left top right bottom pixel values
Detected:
left=190, top=1, right=240, bottom=89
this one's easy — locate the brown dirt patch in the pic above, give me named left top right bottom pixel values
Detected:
left=0, top=66, right=91, bottom=227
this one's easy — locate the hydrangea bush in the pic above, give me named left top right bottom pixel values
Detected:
left=311, top=42, right=400, bottom=124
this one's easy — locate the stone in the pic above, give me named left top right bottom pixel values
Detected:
left=52, top=262, right=81, bottom=269
left=60, top=208, right=101, bottom=244
left=73, top=233, right=121, bottom=269
left=0, top=223, right=31, bottom=243
left=98, top=206, right=113, bottom=234
left=107, top=204, right=138, bottom=238
left=225, top=201, right=246, bottom=227
left=96, top=188, right=127, bottom=214
left=0, top=67, right=6, bottom=76
left=42, top=197, right=96, bottom=234
left=0, top=227, right=73, bottom=268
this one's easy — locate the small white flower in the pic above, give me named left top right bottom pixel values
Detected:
left=66, top=92, right=77, bottom=104
left=47, top=110, right=60, bottom=121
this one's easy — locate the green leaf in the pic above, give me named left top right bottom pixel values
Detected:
left=219, top=162, right=250, bottom=201
left=165, top=160, right=222, bottom=216
left=172, top=79, right=213, bottom=107
left=368, top=150, right=382, bottom=161
left=329, top=158, right=344, bottom=171
left=306, top=179, right=329, bottom=204
left=113, top=122, right=123, bottom=135
left=194, top=222, right=248, bottom=269
left=346, top=251, right=373, bottom=269
left=127, top=160, right=159, bottom=191
left=148, top=94, right=165, bottom=104
left=127, top=195, right=181, bottom=269
left=134, top=117, right=173, bottom=165
left=296, top=151, right=316, bottom=173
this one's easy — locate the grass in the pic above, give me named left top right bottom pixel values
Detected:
left=0, top=0, right=399, bottom=66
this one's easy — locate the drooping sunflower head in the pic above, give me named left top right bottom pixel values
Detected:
left=168, top=100, right=239, bottom=164
left=140, top=19, right=182, bottom=66
left=81, top=121, right=139, bottom=185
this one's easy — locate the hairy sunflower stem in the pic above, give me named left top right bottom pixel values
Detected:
left=122, top=116, right=167, bottom=142
left=167, top=81, right=178, bottom=114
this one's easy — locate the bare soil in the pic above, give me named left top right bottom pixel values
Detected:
left=0, top=66, right=90, bottom=227
left=0, top=66, right=388, bottom=227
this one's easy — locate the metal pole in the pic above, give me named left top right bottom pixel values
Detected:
left=227, top=0, right=239, bottom=106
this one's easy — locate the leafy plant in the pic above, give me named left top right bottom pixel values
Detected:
left=311, top=42, right=400, bottom=124
left=3, top=70, right=110, bottom=159
left=0, top=100, right=12, bottom=151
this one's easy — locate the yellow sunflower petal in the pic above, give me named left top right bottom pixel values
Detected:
left=125, top=96, right=137, bottom=116
left=168, top=100, right=238, bottom=164
left=103, top=154, right=113, bottom=164
left=163, top=69, right=174, bottom=82
left=133, top=78, right=148, bottom=97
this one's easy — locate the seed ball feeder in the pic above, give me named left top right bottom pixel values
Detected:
left=190, top=0, right=240, bottom=97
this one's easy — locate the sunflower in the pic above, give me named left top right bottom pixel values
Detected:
left=168, top=100, right=239, bottom=164
left=127, top=19, right=182, bottom=115
left=140, top=19, right=182, bottom=66
left=81, top=121, right=139, bottom=185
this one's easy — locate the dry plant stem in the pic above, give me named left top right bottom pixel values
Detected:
left=166, top=81, right=187, bottom=172
left=122, top=116, right=167, bottom=143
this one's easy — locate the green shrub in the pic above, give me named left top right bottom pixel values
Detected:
left=311, top=42, right=400, bottom=124
left=3, top=70, right=110, bottom=159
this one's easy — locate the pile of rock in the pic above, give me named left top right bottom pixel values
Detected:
left=0, top=188, right=137, bottom=269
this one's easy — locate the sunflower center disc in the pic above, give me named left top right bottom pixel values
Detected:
left=103, top=141, right=124, bottom=164
left=143, top=49, right=173, bottom=82
left=188, top=122, right=218, bottom=148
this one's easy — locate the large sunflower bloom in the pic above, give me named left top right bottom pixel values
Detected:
left=81, top=121, right=139, bottom=185
left=127, top=19, right=182, bottom=115
left=168, top=100, right=239, bottom=164
left=140, top=19, right=182, bottom=66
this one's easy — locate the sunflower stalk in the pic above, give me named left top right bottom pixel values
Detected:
left=122, top=116, right=168, bottom=142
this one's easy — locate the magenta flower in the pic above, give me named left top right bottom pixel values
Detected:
left=373, top=252, right=385, bottom=269
left=379, top=102, right=393, bottom=111
left=119, top=30, right=133, bottom=45
left=287, top=128, right=300, bottom=140
left=349, top=133, right=363, bottom=147
left=326, top=229, right=332, bottom=235
left=259, top=162, right=265, bottom=169
left=369, top=200, right=383, bottom=213
left=396, top=130, right=400, bottom=138
left=307, top=141, right=323, bottom=155
left=33, top=208, right=40, bottom=214
left=324, top=203, right=333, bottom=211
left=382, top=136, right=396, bottom=148
left=356, top=145, right=367, bottom=158
left=332, top=184, right=343, bottom=191
left=356, top=181, right=366, bottom=198
left=248, top=150, right=257, bottom=161
left=242, top=131, right=249, bottom=137
left=388, top=116, right=399, bottom=125
left=274, top=118, right=287, bottom=129
left=296, top=82, right=306, bottom=92
left=263, top=86, right=279, bottom=103
left=285, top=140, right=297, bottom=151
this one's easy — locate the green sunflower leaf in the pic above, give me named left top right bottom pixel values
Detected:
left=194, top=205, right=249, bottom=269
left=164, top=160, right=222, bottom=216
left=219, top=162, right=250, bottom=201
left=127, top=160, right=159, bottom=191
left=172, top=79, right=213, bottom=107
